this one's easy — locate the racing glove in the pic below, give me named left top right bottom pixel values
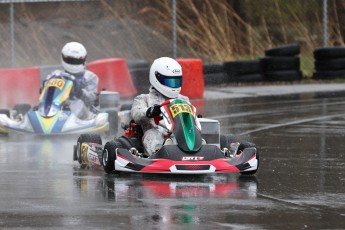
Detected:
left=72, top=84, right=83, bottom=99
left=146, top=104, right=161, bottom=118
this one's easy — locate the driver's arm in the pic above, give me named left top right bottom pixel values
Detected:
left=80, top=71, right=99, bottom=106
left=131, top=94, right=151, bottom=125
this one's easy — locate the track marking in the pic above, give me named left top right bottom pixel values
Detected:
left=238, top=113, right=345, bottom=136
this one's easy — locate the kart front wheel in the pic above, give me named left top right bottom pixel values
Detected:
left=102, top=141, right=123, bottom=174
left=76, top=133, right=102, bottom=165
left=220, top=134, right=240, bottom=150
left=13, top=103, right=31, bottom=115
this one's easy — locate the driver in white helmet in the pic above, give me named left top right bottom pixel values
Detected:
left=46, top=42, right=99, bottom=119
left=131, top=57, right=189, bottom=156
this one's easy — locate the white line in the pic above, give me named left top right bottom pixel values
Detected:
left=238, top=113, right=345, bottom=136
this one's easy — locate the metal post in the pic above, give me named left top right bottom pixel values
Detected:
left=172, top=0, right=177, bottom=58
left=10, top=1, right=15, bottom=67
left=323, top=0, right=328, bottom=47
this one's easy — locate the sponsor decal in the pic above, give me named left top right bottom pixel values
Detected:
left=88, top=154, right=98, bottom=163
left=182, top=156, right=204, bottom=161
left=170, top=104, right=194, bottom=118
left=172, top=69, right=181, bottom=74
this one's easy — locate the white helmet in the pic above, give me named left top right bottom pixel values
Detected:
left=61, top=42, right=87, bottom=74
left=149, top=57, right=182, bottom=98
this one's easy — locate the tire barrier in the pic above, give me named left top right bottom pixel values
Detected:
left=264, top=43, right=301, bottom=57
left=0, top=67, right=40, bottom=108
left=87, top=58, right=137, bottom=98
left=203, top=64, right=228, bottom=85
left=127, top=60, right=150, bottom=95
left=223, top=60, right=264, bottom=83
left=313, top=47, right=345, bottom=79
left=261, top=43, right=302, bottom=81
left=177, top=58, right=204, bottom=99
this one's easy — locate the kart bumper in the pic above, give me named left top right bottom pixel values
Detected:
left=114, top=145, right=258, bottom=174
left=0, top=112, right=109, bottom=135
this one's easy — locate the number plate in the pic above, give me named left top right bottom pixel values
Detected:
left=169, top=104, right=194, bottom=118
left=47, top=79, right=65, bottom=90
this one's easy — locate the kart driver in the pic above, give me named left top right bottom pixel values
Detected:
left=45, top=42, right=99, bottom=120
left=131, top=57, right=189, bottom=156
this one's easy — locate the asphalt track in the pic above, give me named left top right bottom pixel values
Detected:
left=1, top=83, right=345, bottom=229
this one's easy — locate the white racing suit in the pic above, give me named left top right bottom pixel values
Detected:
left=131, top=87, right=190, bottom=156
left=46, top=69, right=99, bottom=120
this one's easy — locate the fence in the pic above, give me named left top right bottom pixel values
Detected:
left=0, top=0, right=344, bottom=78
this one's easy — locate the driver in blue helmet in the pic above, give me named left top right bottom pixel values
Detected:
left=131, top=57, right=189, bottom=156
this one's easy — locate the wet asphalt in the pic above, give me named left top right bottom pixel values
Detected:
left=0, top=83, right=345, bottom=229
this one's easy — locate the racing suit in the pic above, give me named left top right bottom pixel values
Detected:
left=131, top=86, right=189, bottom=156
left=46, top=69, right=99, bottom=119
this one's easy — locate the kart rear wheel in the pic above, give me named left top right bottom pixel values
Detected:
left=0, top=109, right=10, bottom=118
left=239, top=142, right=259, bottom=176
left=102, top=140, right=123, bottom=174
left=76, top=134, right=102, bottom=164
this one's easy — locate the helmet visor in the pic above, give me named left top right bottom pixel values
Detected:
left=156, top=72, right=182, bottom=88
left=62, top=54, right=86, bottom=65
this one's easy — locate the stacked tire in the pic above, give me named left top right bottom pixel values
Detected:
left=312, top=47, right=345, bottom=80
left=203, top=64, right=227, bottom=85
left=222, top=60, right=264, bottom=83
left=127, top=60, right=150, bottom=95
left=261, top=44, right=302, bottom=81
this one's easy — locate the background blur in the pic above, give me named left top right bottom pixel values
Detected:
left=0, top=0, right=344, bottom=78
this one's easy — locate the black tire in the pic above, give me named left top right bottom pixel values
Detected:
left=264, top=43, right=300, bottom=57
left=263, top=70, right=303, bottom=81
left=128, top=60, right=150, bottom=95
left=13, top=103, right=31, bottom=115
left=220, top=134, right=240, bottom=150
left=312, top=70, right=345, bottom=80
left=130, top=68, right=150, bottom=95
left=260, top=56, right=300, bottom=72
left=314, top=47, right=345, bottom=61
left=76, top=133, right=102, bottom=164
left=203, top=64, right=224, bottom=74
left=223, top=60, right=261, bottom=76
left=102, top=140, right=123, bottom=174
left=239, top=142, right=259, bottom=176
left=105, top=109, right=119, bottom=136
left=204, top=73, right=229, bottom=85
left=73, top=145, right=78, bottom=161
left=314, top=58, right=345, bottom=71
left=236, top=73, right=265, bottom=82
left=116, top=135, right=144, bottom=153
left=0, top=109, right=10, bottom=118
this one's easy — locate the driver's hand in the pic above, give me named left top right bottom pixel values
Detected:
left=72, top=85, right=83, bottom=98
left=146, top=104, right=161, bottom=118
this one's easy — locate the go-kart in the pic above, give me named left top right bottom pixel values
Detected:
left=0, top=72, right=119, bottom=136
left=74, top=99, right=259, bottom=175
